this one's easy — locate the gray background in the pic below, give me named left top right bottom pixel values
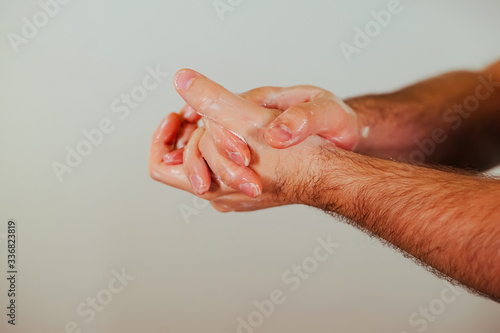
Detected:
left=1, top=0, right=500, bottom=332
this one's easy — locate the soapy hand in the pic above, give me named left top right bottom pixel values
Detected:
left=247, top=85, right=363, bottom=150
left=162, top=84, right=364, bottom=197
left=149, top=69, right=331, bottom=211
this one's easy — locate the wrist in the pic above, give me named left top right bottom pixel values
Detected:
left=345, top=96, right=369, bottom=147
left=345, top=92, right=431, bottom=160
left=345, top=94, right=389, bottom=155
left=296, top=144, right=359, bottom=212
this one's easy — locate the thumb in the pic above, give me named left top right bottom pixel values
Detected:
left=264, top=103, right=318, bottom=149
left=264, top=98, right=360, bottom=150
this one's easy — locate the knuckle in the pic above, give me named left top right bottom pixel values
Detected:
left=219, top=168, right=236, bottom=188
left=325, top=98, right=339, bottom=111
left=297, top=84, right=326, bottom=94
left=243, top=87, right=265, bottom=99
left=290, top=105, right=312, bottom=120
left=238, top=91, right=253, bottom=101
left=242, top=86, right=279, bottom=105
left=200, top=86, right=223, bottom=111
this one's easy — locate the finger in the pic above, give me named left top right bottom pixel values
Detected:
left=199, top=133, right=262, bottom=198
left=241, top=85, right=325, bottom=111
left=265, top=97, right=359, bottom=150
left=151, top=160, right=222, bottom=201
left=239, top=86, right=284, bottom=108
left=149, top=113, right=194, bottom=193
left=210, top=194, right=284, bottom=212
left=183, top=127, right=212, bottom=195
left=205, top=120, right=251, bottom=167
left=163, top=147, right=184, bottom=165
left=241, top=85, right=322, bottom=110
left=180, top=104, right=201, bottom=123
left=173, top=69, right=269, bottom=133
left=176, top=122, right=198, bottom=148
left=150, top=113, right=181, bottom=164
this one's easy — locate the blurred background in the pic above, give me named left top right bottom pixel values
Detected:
left=1, top=0, right=499, bottom=332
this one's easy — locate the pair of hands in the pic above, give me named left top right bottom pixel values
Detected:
left=149, top=69, right=362, bottom=211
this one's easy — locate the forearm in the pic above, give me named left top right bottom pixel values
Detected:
left=301, top=146, right=500, bottom=300
left=347, top=63, right=500, bottom=170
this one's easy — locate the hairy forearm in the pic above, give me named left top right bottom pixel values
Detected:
left=301, top=146, right=500, bottom=300
left=347, top=63, right=500, bottom=170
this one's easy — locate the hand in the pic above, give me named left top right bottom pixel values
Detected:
left=149, top=69, right=330, bottom=211
left=162, top=101, right=257, bottom=195
left=149, top=111, right=261, bottom=199
left=164, top=84, right=365, bottom=196
left=159, top=104, right=201, bottom=165
left=195, top=84, right=364, bottom=151
left=253, top=85, right=364, bottom=150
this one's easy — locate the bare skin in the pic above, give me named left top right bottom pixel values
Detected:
left=164, top=61, right=500, bottom=192
left=150, top=65, right=500, bottom=301
left=349, top=61, right=500, bottom=169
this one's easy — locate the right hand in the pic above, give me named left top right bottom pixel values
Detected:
left=166, top=85, right=364, bottom=196
left=150, top=69, right=334, bottom=211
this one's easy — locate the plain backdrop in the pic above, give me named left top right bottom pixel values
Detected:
left=1, top=0, right=500, bottom=332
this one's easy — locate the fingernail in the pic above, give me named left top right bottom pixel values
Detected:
left=175, top=70, right=197, bottom=91
left=190, top=174, right=205, bottom=194
left=227, top=151, right=245, bottom=166
left=239, top=182, right=262, bottom=197
left=163, top=148, right=184, bottom=165
left=267, top=123, right=293, bottom=142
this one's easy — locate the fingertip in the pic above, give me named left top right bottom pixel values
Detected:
left=239, top=182, right=262, bottom=198
left=163, top=147, right=184, bottom=165
left=226, top=142, right=251, bottom=167
left=189, top=173, right=211, bottom=195
left=166, top=111, right=181, bottom=124
left=157, top=112, right=180, bottom=131
left=207, top=122, right=251, bottom=167
left=264, top=127, right=293, bottom=149
left=154, top=112, right=181, bottom=144
left=226, top=151, right=245, bottom=166
left=266, top=122, right=293, bottom=142
left=237, top=171, right=263, bottom=198
left=174, top=69, right=199, bottom=91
